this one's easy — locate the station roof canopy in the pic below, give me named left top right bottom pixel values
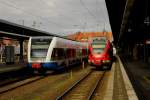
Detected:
left=0, top=19, right=59, bottom=40
left=106, top=0, right=150, bottom=45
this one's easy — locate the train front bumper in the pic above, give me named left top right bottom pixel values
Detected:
left=89, top=59, right=111, bottom=66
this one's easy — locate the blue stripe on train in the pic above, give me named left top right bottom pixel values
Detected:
left=27, top=63, right=32, bottom=68
left=42, top=62, right=58, bottom=70
left=27, top=62, right=64, bottom=70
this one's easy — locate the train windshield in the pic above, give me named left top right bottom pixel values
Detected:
left=92, top=43, right=106, bottom=54
left=31, top=38, right=51, bottom=58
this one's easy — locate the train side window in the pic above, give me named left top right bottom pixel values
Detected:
left=65, top=49, right=76, bottom=58
left=66, top=49, right=69, bottom=58
left=75, top=49, right=79, bottom=57
left=82, top=49, right=87, bottom=56
left=51, top=48, right=65, bottom=60
left=79, top=49, right=82, bottom=56
left=71, top=49, right=76, bottom=57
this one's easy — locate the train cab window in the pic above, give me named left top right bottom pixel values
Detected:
left=91, top=42, right=106, bottom=54
left=93, top=48, right=104, bottom=54
left=31, top=49, right=47, bottom=58
left=31, top=38, right=51, bottom=58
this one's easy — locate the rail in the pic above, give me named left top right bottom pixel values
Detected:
left=57, top=71, right=106, bottom=100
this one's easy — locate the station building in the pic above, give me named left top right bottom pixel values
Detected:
left=0, top=38, right=28, bottom=64
left=67, top=31, right=113, bottom=42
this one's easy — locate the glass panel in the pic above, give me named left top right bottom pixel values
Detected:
left=51, top=48, right=65, bottom=60
left=92, top=43, right=106, bottom=48
left=31, top=38, right=51, bottom=58
left=93, top=48, right=104, bottom=54
left=31, top=49, right=47, bottom=58
left=91, top=38, right=106, bottom=54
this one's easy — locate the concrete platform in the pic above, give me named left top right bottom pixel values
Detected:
left=103, top=55, right=138, bottom=100
left=0, top=63, right=26, bottom=73
left=120, top=56, right=150, bottom=100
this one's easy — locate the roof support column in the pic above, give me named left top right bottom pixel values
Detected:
left=19, top=39, right=24, bottom=63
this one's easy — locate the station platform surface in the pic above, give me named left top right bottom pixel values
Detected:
left=102, top=55, right=138, bottom=100
left=120, top=56, right=150, bottom=100
left=0, top=63, right=26, bottom=73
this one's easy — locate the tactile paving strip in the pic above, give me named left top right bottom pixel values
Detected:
left=113, top=61, right=128, bottom=100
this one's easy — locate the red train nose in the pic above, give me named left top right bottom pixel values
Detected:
left=32, top=63, right=41, bottom=69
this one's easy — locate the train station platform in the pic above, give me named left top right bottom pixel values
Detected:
left=120, top=56, right=150, bottom=100
left=0, top=63, right=26, bottom=74
left=102, top=55, right=138, bottom=100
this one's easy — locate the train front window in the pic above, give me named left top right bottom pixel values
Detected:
left=93, top=48, right=104, bottom=54
left=31, top=38, right=51, bottom=58
left=92, top=43, right=105, bottom=54
left=92, top=43, right=106, bottom=48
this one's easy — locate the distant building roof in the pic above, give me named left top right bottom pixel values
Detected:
left=67, top=32, right=112, bottom=42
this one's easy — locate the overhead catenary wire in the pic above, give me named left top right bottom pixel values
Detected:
left=79, top=0, right=101, bottom=24
left=38, top=0, right=88, bottom=34
left=40, top=0, right=84, bottom=26
left=96, top=0, right=110, bottom=32
left=79, top=0, right=110, bottom=32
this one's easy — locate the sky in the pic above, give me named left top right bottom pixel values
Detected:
left=0, top=0, right=111, bottom=36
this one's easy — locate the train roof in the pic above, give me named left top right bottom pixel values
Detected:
left=30, top=36, right=78, bottom=42
left=54, top=37, right=87, bottom=49
left=30, top=36, right=87, bottom=49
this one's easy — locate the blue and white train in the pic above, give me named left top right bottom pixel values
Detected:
left=27, top=36, right=88, bottom=73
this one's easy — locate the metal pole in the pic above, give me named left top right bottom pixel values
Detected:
left=82, top=61, right=85, bottom=69
left=19, top=40, right=24, bottom=63
left=70, top=70, right=73, bottom=79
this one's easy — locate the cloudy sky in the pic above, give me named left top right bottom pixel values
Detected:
left=0, top=0, right=111, bottom=36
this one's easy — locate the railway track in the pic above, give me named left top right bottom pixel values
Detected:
left=0, top=67, right=31, bottom=87
left=0, top=75, right=45, bottom=94
left=0, top=67, right=89, bottom=95
left=57, top=70, right=106, bottom=100
left=0, top=71, right=58, bottom=94
left=0, top=67, right=91, bottom=100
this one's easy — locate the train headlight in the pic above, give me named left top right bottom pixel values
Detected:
left=92, top=60, right=94, bottom=63
left=102, top=60, right=111, bottom=63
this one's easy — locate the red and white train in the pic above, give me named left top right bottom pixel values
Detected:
left=27, top=36, right=88, bottom=73
left=88, top=37, right=113, bottom=70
